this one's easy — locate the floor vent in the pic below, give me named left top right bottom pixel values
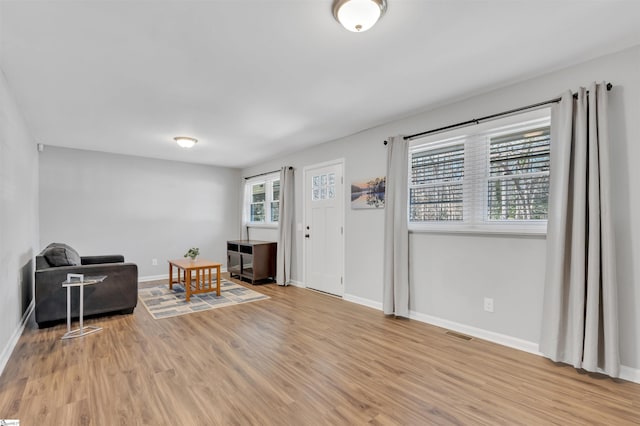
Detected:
left=445, top=331, right=473, bottom=341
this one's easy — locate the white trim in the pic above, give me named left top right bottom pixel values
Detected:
left=409, top=224, right=547, bottom=236
left=341, top=293, right=538, bottom=354
left=619, top=366, right=640, bottom=384
left=0, top=300, right=34, bottom=378
left=341, top=294, right=640, bottom=385
left=246, top=223, right=278, bottom=229
left=138, top=274, right=169, bottom=283
left=408, top=309, right=542, bottom=356
left=343, top=293, right=382, bottom=310
left=288, top=279, right=306, bottom=288
left=138, top=268, right=228, bottom=283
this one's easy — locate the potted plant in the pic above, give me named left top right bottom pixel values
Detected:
left=184, top=247, right=200, bottom=261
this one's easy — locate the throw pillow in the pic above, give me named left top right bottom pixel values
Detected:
left=43, top=246, right=81, bottom=266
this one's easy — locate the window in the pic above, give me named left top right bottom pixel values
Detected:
left=271, top=179, right=280, bottom=222
left=487, top=127, right=550, bottom=221
left=312, top=172, right=336, bottom=201
left=250, top=182, right=266, bottom=222
left=246, top=173, right=280, bottom=225
left=409, top=109, right=550, bottom=233
left=410, top=140, right=465, bottom=221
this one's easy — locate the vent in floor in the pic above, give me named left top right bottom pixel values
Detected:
left=445, top=331, right=473, bottom=341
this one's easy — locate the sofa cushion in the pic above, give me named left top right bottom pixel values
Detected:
left=43, top=245, right=81, bottom=267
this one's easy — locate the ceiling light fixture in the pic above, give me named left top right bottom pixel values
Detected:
left=332, top=0, right=387, bottom=33
left=174, top=136, right=198, bottom=148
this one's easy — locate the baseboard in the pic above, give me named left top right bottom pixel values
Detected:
left=341, top=295, right=539, bottom=354
left=138, top=274, right=169, bottom=283
left=619, top=365, right=640, bottom=384
left=413, top=311, right=639, bottom=384
left=343, top=293, right=382, bottom=310
left=342, top=295, right=640, bottom=385
left=408, top=310, right=542, bottom=356
left=138, top=274, right=168, bottom=282
left=139, top=268, right=228, bottom=283
left=341, top=293, right=541, bottom=355
left=288, top=280, right=306, bottom=288
left=0, top=300, right=34, bottom=378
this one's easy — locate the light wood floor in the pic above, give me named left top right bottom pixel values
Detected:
left=0, top=276, right=639, bottom=425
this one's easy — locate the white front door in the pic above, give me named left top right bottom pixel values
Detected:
left=304, top=161, right=344, bottom=296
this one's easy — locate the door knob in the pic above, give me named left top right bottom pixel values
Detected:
left=305, top=234, right=310, bottom=238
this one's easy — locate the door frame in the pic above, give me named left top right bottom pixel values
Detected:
left=302, top=158, right=346, bottom=295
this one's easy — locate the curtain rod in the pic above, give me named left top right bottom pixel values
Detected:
left=383, top=82, right=613, bottom=144
left=244, top=166, right=292, bottom=180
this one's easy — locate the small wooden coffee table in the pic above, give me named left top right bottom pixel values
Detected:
left=168, top=259, right=221, bottom=302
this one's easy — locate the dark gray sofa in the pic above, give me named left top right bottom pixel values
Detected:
left=35, top=243, right=138, bottom=327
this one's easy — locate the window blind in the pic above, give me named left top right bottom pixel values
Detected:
left=410, top=143, right=464, bottom=221
left=487, top=127, right=550, bottom=220
left=408, top=109, right=551, bottom=230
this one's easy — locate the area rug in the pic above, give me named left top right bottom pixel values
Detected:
left=138, top=280, right=269, bottom=319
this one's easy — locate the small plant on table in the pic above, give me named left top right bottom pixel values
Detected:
left=184, top=247, right=200, bottom=261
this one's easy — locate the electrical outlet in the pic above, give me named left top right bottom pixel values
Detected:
left=483, top=297, right=494, bottom=313
left=152, top=258, right=158, bottom=266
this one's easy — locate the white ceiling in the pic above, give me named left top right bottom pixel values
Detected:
left=1, top=0, right=640, bottom=168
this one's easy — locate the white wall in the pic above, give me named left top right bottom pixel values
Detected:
left=39, top=147, right=241, bottom=278
left=246, top=226, right=278, bottom=243
left=0, top=68, right=39, bottom=370
left=242, top=45, right=640, bottom=370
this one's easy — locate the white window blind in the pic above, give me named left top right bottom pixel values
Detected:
left=487, top=127, right=550, bottom=220
left=409, top=109, right=551, bottom=233
left=410, top=141, right=465, bottom=221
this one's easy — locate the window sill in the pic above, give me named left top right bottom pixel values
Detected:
left=409, top=223, right=547, bottom=237
left=247, top=223, right=278, bottom=229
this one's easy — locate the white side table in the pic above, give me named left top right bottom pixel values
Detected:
left=61, top=273, right=107, bottom=340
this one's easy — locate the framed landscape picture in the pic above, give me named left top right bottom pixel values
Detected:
left=351, top=176, right=386, bottom=209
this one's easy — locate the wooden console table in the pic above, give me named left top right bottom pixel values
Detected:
left=227, top=240, right=276, bottom=284
left=168, top=259, right=221, bottom=302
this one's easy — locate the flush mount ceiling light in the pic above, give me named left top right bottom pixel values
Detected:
left=174, top=136, right=198, bottom=148
left=332, top=0, right=387, bottom=32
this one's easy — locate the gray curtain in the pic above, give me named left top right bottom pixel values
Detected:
left=540, top=82, right=619, bottom=377
left=276, top=166, right=294, bottom=286
left=383, top=136, right=409, bottom=317
left=241, top=179, right=250, bottom=240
